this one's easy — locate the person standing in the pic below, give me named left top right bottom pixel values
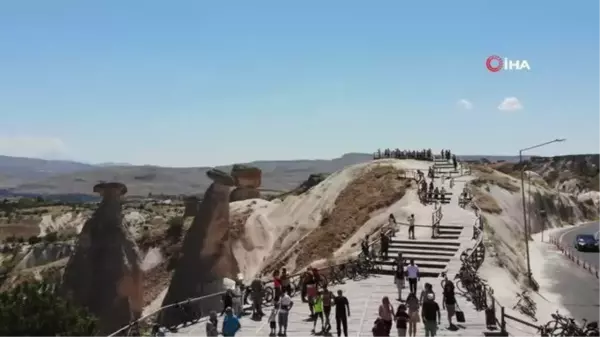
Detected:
left=361, top=235, right=370, bottom=258
left=268, top=304, right=279, bottom=336
left=334, top=290, right=350, bottom=337
left=407, top=214, right=415, bottom=240
left=250, top=277, right=265, bottom=317
left=380, top=231, right=390, bottom=259
left=421, top=293, right=441, bottom=337
left=232, top=281, right=243, bottom=318
left=395, top=304, right=410, bottom=337
left=206, top=311, right=219, bottom=337
left=222, top=307, right=241, bottom=337
left=394, top=257, right=405, bottom=301
left=442, top=281, right=457, bottom=329
left=281, top=268, right=291, bottom=296
left=406, top=259, right=419, bottom=294
left=273, top=269, right=282, bottom=303
left=419, top=283, right=435, bottom=304
left=378, top=296, right=395, bottom=336
left=322, top=285, right=334, bottom=333
left=405, top=293, right=420, bottom=337
left=278, top=292, right=294, bottom=336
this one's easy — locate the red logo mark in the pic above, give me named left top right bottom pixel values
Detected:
left=486, top=55, right=503, bottom=72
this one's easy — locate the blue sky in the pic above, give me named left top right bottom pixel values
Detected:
left=0, top=1, right=598, bottom=167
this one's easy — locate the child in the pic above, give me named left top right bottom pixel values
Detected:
left=268, top=304, right=279, bottom=336
left=395, top=304, right=410, bottom=337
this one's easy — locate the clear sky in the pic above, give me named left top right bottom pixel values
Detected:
left=0, top=1, right=598, bottom=167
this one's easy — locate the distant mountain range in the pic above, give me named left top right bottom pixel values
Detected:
left=0, top=153, right=581, bottom=198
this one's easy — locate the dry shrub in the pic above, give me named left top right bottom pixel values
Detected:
left=471, top=171, right=520, bottom=193
left=472, top=188, right=503, bottom=214
left=291, top=165, right=412, bottom=270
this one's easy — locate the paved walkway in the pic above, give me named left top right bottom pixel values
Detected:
left=168, top=275, right=488, bottom=337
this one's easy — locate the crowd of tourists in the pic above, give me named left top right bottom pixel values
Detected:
left=205, top=258, right=459, bottom=337
left=373, top=149, right=434, bottom=161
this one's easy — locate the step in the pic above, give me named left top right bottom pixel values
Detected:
left=435, top=235, right=460, bottom=240
left=438, top=229, right=463, bottom=234
left=374, top=259, right=447, bottom=269
left=375, top=265, right=443, bottom=277
left=437, top=225, right=464, bottom=230
left=387, top=247, right=457, bottom=257
left=390, top=239, right=461, bottom=246
left=377, top=254, right=452, bottom=262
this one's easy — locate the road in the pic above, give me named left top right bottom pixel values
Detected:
left=559, top=221, right=600, bottom=270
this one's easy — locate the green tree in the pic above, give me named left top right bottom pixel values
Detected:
left=0, top=280, right=98, bottom=336
left=166, top=216, right=184, bottom=242
left=44, top=232, right=58, bottom=243
left=27, top=236, right=42, bottom=245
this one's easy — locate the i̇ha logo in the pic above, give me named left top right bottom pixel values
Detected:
left=486, top=55, right=531, bottom=72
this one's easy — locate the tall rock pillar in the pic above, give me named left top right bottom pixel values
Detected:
left=159, top=169, right=240, bottom=327
left=183, top=196, right=199, bottom=217
left=61, top=182, right=143, bottom=335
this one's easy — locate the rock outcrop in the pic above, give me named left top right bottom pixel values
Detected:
left=159, top=169, right=239, bottom=327
left=183, top=196, right=199, bottom=217
left=60, top=182, right=143, bottom=335
left=229, top=164, right=262, bottom=202
left=230, top=187, right=261, bottom=201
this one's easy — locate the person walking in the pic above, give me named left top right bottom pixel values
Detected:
left=312, top=291, right=325, bottom=334
left=232, top=282, right=243, bottom=318
left=395, top=304, right=410, bottom=337
left=278, top=292, right=293, bottom=336
left=378, top=296, right=395, bottom=336
left=394, top=257, right=405, bottom=301
left=334, top=290, right=350, bottom=337
left=407, top=214, right=415, bottom=240
left=421, top=293, right=441, bottom=337
left=442, top=280, right=457, bottom=329
left=419, top=283, right=435, bottom=304
left=222, top=307, right=241, bottom=337
left=405, top=292, right=420, bottom=337
left=361, top=235, right=370, bottom=258
left=221, top=289, right=233, bottom=316
left=406, top=259, right=419, bottom=294
left=306, top=270, right=318, bottom=317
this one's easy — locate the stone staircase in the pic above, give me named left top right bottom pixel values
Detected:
left=371, top=158, right=468, bottom=278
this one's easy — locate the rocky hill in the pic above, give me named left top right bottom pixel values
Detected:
left=491, top=154, right=599, bottom=194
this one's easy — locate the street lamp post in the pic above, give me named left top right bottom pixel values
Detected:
left=519, top=138, right=566, bottom=287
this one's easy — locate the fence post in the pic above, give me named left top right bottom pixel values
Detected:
left=500, top=306, right=506, bottom=335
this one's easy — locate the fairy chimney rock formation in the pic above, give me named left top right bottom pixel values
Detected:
left=159, top=169, right=239, bottom=327
left=231, top=164, right=262, bottom=188
left=230, top=164, right=262, bottom=202
left=61, top=182, right=143, bottom=335
left=183, top=196, right=199, bottom=217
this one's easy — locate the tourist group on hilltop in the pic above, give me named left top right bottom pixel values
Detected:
left=373, top=148, right=455, bottom=162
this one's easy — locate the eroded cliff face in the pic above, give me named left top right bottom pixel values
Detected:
left=60, top=182, right=143, bottom=335
left=159, top=169, right=239, bottom=327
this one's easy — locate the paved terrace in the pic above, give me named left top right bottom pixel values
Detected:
left=168, top=274, right=488, bottom=337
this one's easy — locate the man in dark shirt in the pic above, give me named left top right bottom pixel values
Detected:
left=421, top=293, right=440, bottom=337
left=250, top=277, right=264, bottom=317
left=361, top=235, right=370, bottom=258
left=333, top=290, right=350, bottom=337
left=380, top=231, right=390, bottom=259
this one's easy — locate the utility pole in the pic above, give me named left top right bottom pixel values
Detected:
left=519, top=138, right=566, bottom=287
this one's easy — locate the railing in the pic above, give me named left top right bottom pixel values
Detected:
left=458, top=202, right=547, bottom=336
left=549, top=233, right=599, bottom=279
left=373, top=151, right=434, bottom=161
left=111, top=226, right=398, bottom=337
left=431, top=202, right=443, bottom=238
